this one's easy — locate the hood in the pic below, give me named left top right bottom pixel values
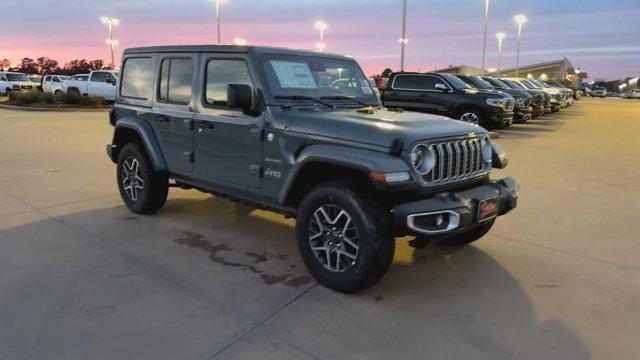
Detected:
left=499, top=88, right=532, bottom=99
left=11, top=81, right=36, bottom=86
left=287, top=107, right=486, bottom=150
left=462, top=88, right=509, bottom=98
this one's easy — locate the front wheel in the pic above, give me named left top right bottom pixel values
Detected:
left=438, top=219, right=495, bottom=246
left=458, top=110, right=482, bottom=126
left=116, top=143, right=168, bottom=214
left=296, top=182, right=395, bottom=293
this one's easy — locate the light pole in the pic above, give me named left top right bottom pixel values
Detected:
left=100, top=16, right=120, bottom=69
left=495, top=32, right=506, bottom=76
left=399, top=0, right=408, bottom=72
left=213, top=0, right=227, bottom=45
left=514, top=14, right=527, bottom=78
left=314, top=20, right=328, bottom=52
left=481, top=0, right=490, bottom=71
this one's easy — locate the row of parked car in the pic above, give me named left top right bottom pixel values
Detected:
left=378, top=72, right=575, bottom=130
left=590, top=85, right=640, bottom=99
left=0, top=70, right=118, bottom=100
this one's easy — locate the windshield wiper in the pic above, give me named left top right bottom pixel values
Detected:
left=319, top=95, right=374, bottom=107
left=275, top=95, right=335, bottom=109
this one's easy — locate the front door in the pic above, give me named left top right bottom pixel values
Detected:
left=151, top=54, right=198, bottom=174
left=193, top=55, right=263, bottom=189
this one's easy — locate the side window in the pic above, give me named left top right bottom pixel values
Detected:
left=44, top=76, right=51, bottom=82
left=91, top=72, right=107, bottom=82
left=158, top=58, right=194, bottom=104
left=104, top=73, right=116, bottom=83
left=120, top=57, right=155, bottom=99
left=52, top=76, right=60, bottom=83
left=205, top=59, right=252, bottom=107
left=393, top=75, right=420, bottom=90
left=421, top=76, right=447, bottom=91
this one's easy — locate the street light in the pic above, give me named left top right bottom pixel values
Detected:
left=400, top=0, right=408, bottom=72
left=100, top=16, right=120, bottom=68
left=481, top=0, right=490, bottom=71
left=495, top=32, right=506, bottom=76
left=514, top=14, right=527, bottom=78
left=208, top=0, right=227, bottom=44
left=314, top=20, right=328, bottom=52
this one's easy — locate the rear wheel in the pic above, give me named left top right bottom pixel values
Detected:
left=296, top=181, right=395, bottom=293
left=68, top=88, right=80, bottom=96
left=116, top=143, right=168, bottom=214
left=438, top=219, right=495, bottom=246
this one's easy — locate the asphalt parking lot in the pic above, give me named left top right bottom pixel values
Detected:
left=1, top=97, right=639, bottom=359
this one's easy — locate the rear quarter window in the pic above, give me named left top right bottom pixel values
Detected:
left=120, top=57, right=155, bottom=100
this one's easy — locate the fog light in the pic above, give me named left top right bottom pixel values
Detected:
left=435, top=214, right=444, bottom=227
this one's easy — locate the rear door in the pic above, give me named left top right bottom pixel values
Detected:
left=382, top=74, right=424, bottom=110
left=151, top=54, right=198, bottom=174
left=192, top=54, right=263, bottom=189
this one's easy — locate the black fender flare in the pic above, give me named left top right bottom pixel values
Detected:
left=111, top=117, right=168, bottom=172
left=278, top=144, right=411, bottom=204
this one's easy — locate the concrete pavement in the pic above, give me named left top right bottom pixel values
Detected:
left=0, top=98, right=639, bottom=359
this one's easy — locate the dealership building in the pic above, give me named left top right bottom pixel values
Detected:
left=435, top=58, right=587, bottom=86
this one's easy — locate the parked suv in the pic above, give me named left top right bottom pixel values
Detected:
left=106, top=45, right=519, bottom=292
left=482, top=77, right=545, bottom=118
left=456, top=74, right=532, bottom=123
left=0, top=71, right=38, bottom=95
left=381, top=72, right=514, bottom=129
left=592, top=86, right=607, bottom=98
left=499, top=78, right=552, bottom=115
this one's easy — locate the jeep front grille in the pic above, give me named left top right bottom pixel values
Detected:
left=424, top=137, right=489, bottom=184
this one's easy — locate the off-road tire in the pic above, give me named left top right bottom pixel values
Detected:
left=116, top=143, right=168, bottom=214
left=438, top=219, right=495, bottom=246
left=296, top=181, right=395, bottom=293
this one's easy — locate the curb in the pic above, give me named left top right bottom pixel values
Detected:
left=0, top=103, right=110, bottom=112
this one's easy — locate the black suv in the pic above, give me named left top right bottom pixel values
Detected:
left=106, top=45, right=518, bottom=292
left=455, top=74, right=533, bottom=123
left=482, top=77, right=545, bottom=118
left=381, top=72, right=514, bottom=130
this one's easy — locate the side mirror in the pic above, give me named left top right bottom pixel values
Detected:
left=227, top=84, right=253, bottom=110
left=435, top=83, right=449, bottom=92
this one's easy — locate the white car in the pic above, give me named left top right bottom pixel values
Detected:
left=623, top=90, right=640, bottom=99
left=592, top=86, right=607, bottom=98
left=41, top=75, right=71, bottom=94
left=62, top=70, right=118, bottom=100
left=0, top=71, right=38, bottom=95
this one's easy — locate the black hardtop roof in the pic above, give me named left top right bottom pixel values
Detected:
left=123, top=45, right=351, bottom=60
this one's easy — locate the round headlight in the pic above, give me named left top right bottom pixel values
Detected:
left=410, top=144, right=436, bottom=175
left=481, top=138, right=492, bottom=162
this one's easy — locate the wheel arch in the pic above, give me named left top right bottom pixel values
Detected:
left=109, top=118, right=168, bottom=172
left=279, top=144, right=410, bottom=208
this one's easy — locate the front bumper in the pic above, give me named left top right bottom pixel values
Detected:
left=488, top=109, right=514, bottom=126
left=393, top=177, right=518, bottom=236
left=514, top=106, right=533, bottom=122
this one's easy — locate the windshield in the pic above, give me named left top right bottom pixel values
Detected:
left=467, top=76, right=494, bottom=90
left=532, top=80, right=550, bottom=88
left=518, top=80, right=537, bottom=89
left=502, top=79, right=525, bottom=90
left=259, top=54, right=378, bottom=105
left=6, top=73, right=29, bottom=82
left=483, top=77, right=508, bottom=89
left=438, top=73, right=471, bottom=90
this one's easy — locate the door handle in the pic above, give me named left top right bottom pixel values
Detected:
left=195, top=122, right=214, bottom=132
left=155, top=115, right=170, bottom=123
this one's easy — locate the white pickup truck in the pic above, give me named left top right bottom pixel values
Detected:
left=0, top=71, right=38, bottom=95
left=41, top=75, right=70, bottom=94
left=62, top=70, right=118, bottom=100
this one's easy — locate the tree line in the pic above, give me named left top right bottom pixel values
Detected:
left=0, top=57, right=113, bottom=75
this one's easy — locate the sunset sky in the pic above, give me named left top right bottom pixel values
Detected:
left=3, top=0, right=639, bottom=80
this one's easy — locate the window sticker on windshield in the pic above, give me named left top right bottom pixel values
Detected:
left=270, top=61, right=317, bottom=89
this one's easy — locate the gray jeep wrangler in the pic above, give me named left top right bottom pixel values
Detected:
left=106, top=45, right=518, bottom=292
